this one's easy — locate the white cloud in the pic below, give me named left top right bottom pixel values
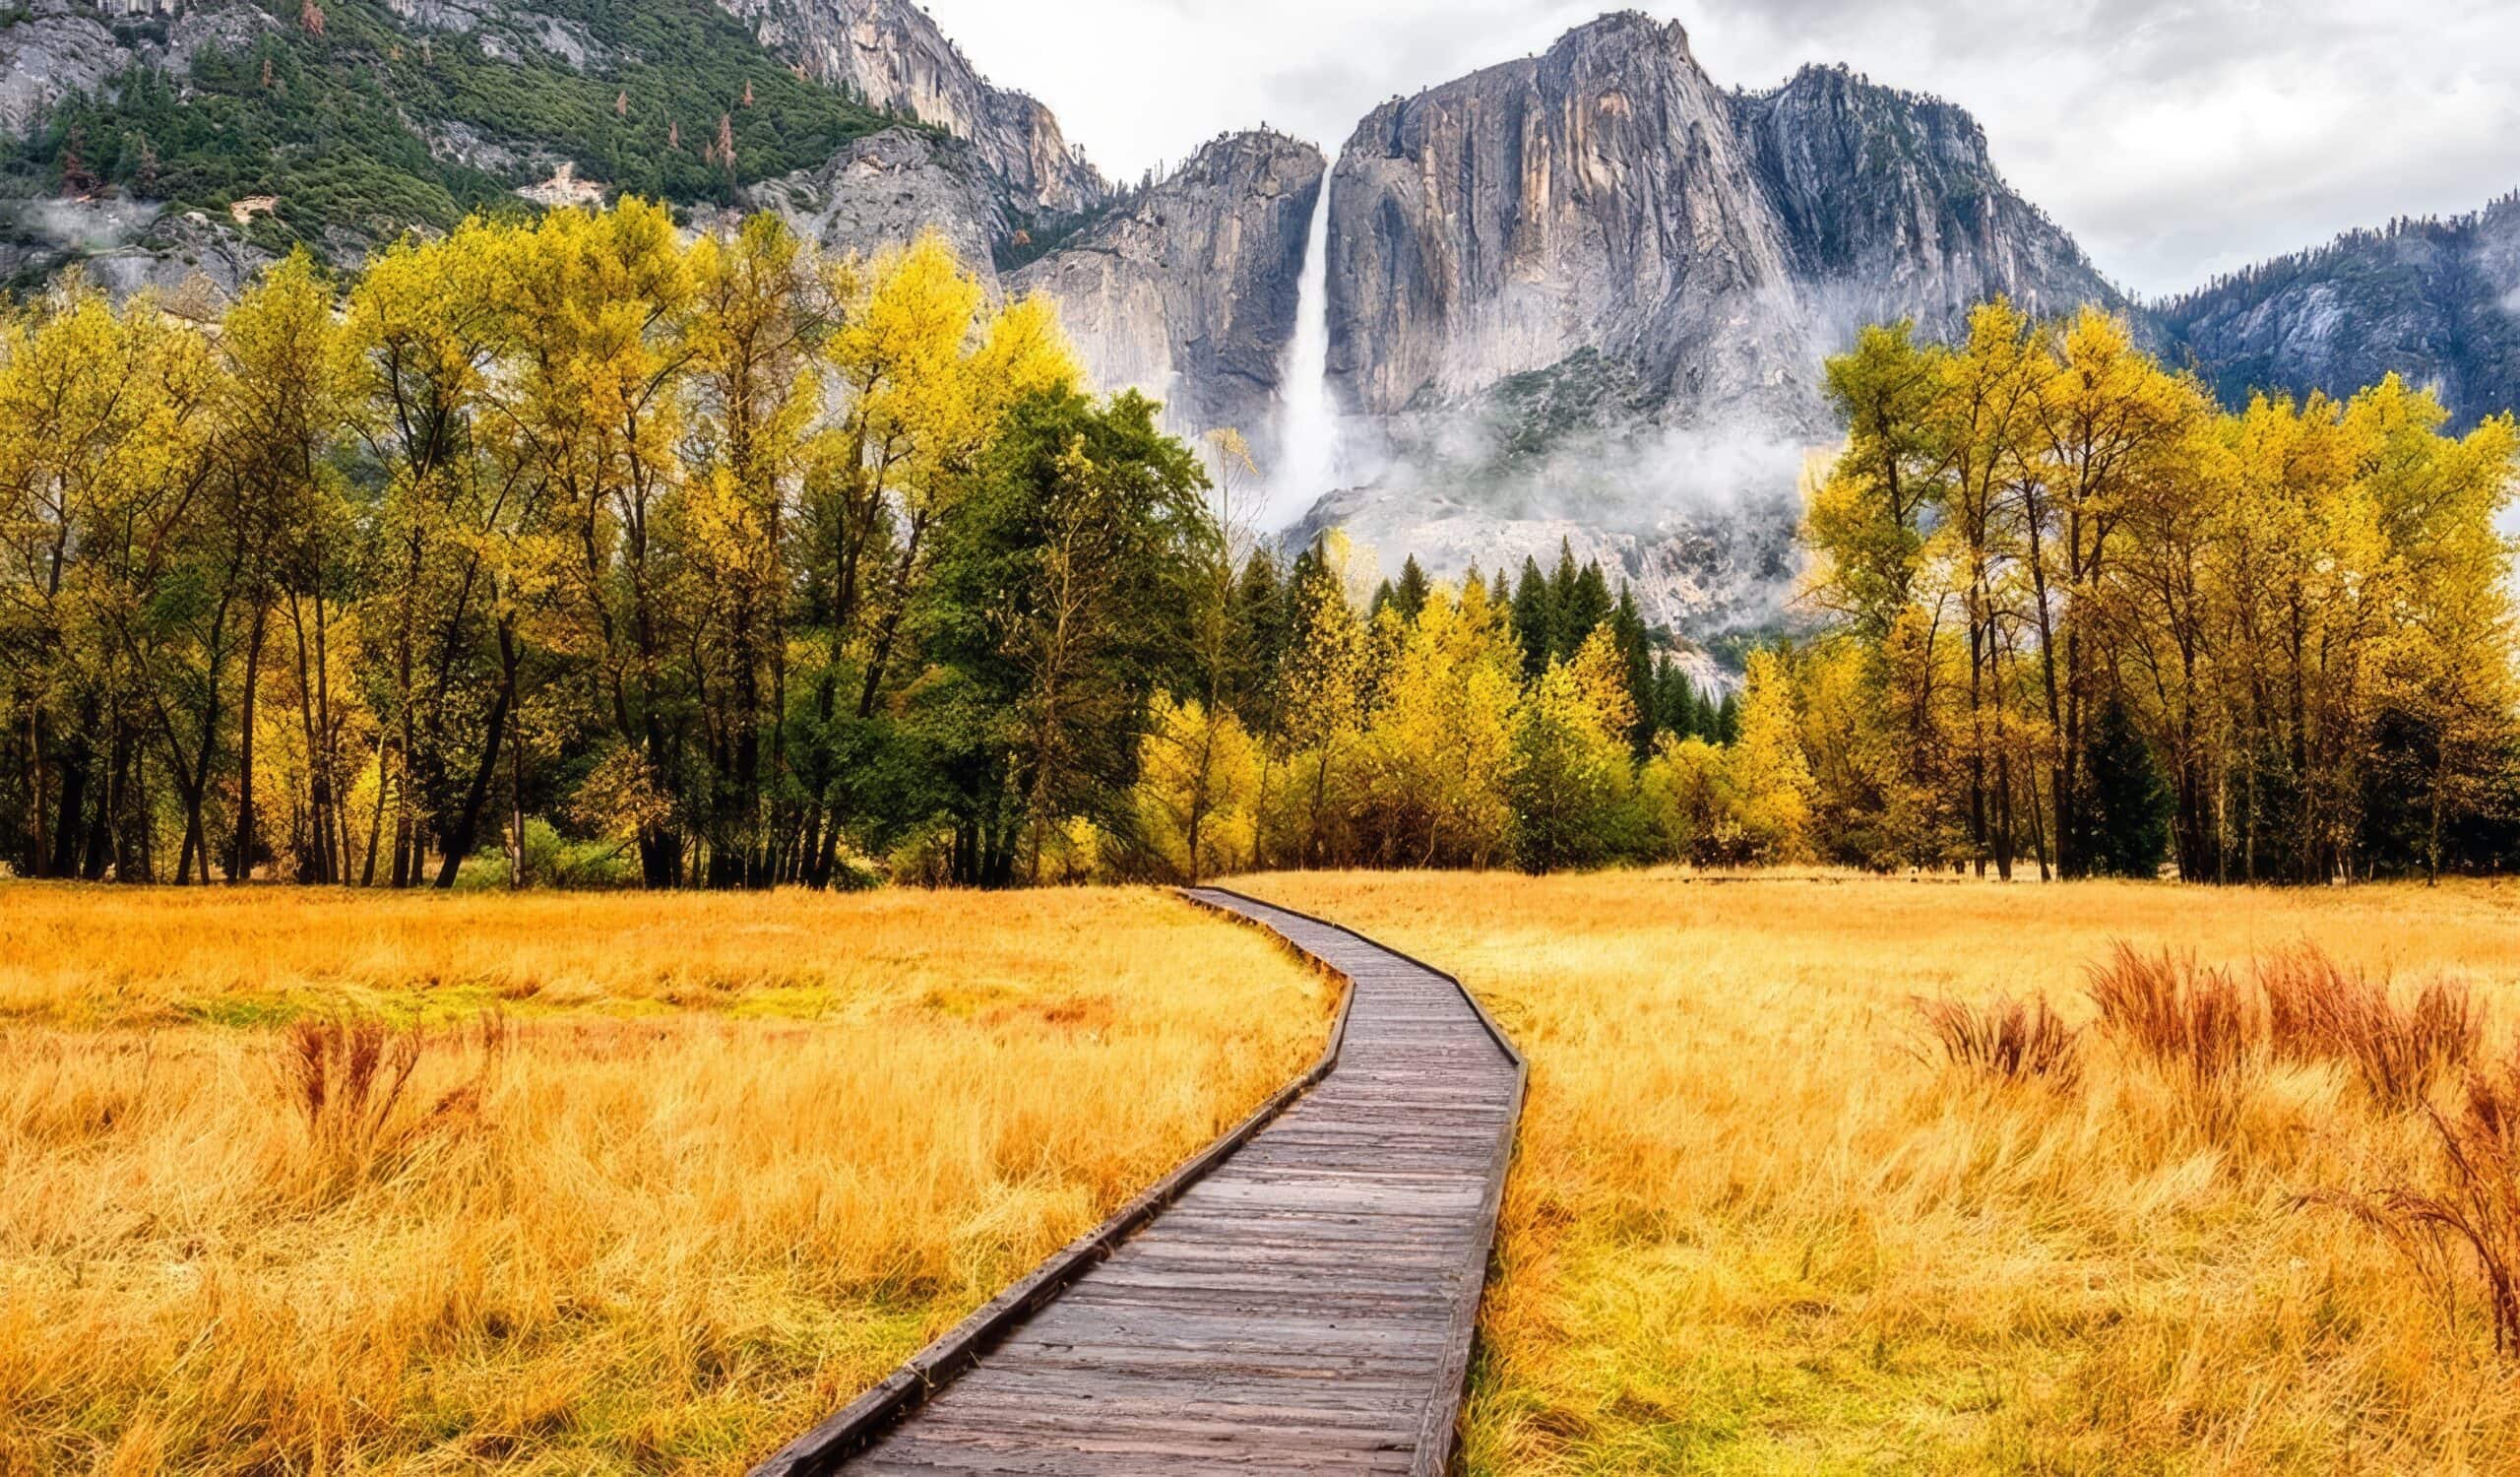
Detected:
left=910, top=0, right=2520, bottom=296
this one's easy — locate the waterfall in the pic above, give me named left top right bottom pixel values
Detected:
left=1267, top=172, right=1342, bottom=530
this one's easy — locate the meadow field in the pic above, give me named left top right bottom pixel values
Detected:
left=1244, top=871, right=2520, bottom=1474
left=0, top=887, right=1331, bottom=1474
left=15, top=874, right=2520, bottom=1475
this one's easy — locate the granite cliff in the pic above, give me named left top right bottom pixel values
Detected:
left=708, top=0, right=1105, bottom=217
left=1012, top=132, right=1323, bottom=473
left=1307, top=13, right=2123, bottom=632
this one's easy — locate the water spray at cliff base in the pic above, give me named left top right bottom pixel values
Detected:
left=1265, top=174, right=1344, bottom=532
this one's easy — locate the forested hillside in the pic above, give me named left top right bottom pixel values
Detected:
left=2158, top=194, right=2520, bottom=431
left=1, top=0, right=906, bottom=266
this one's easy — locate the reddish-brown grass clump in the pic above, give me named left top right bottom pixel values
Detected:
left=2087, top=942, right=2481, bottom=1108
left=1915, top=994, right=2081, bottom=1086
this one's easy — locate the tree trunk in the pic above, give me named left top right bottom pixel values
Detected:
left=49, top=728, right=89, bottom=879
left=232, top=602, right=268, bottom=883
left=508, top=699, right=528, bottom=890
left=433, top=619, right=518, bottom=890
left=360, top=735, right=389, bottom=886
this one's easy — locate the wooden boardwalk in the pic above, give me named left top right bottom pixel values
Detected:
left=754, top=887, right=1525, bottom=1477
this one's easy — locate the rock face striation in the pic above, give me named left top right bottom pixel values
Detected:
left=1733, top=64, right=2127, bottom=346
left=1325, top=15, right=2120, bottom=439
left=1309, top=12, right=2123, bottom=633
left=1012, top=133, right=1324, bottom=471
left=2158, top=194, right=2520, bottom=430
left=1327, top=15, right=1806, bottom=428
left=709, top=0, right=1105, bottom=217
left=747, top=126, right=1011, bottom=289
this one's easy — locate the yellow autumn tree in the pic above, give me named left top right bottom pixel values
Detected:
left=1728, top=649, right=1818, bottom=862
left=818, top=229, right=1077, bottom=721
left=1353, top=579, right=1519, bottom=867
left=216, top=252, right=365, bottom=885
left=1507, top=625, right=1640, bottom=872
left=342, top=216, right=518, bottom=885
left=1276, top=542, right=1371, bottom=866
left=1135, top=691, right=1261, bottom=881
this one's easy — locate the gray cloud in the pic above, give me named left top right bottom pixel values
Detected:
left=915, top=0, right=2519, bottom=297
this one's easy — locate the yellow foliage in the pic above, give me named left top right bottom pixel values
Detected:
left=1135, top=691, right=1262, bottom=881
left=1353, top=585, right=1520, bottom=867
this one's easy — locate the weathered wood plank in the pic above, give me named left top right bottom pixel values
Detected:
left=751, top=885, right=1525, bottom=1477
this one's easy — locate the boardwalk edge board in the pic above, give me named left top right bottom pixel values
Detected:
left=747, top=888, right=1360, bottom=1477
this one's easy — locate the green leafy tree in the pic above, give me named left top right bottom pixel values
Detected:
left=1510, top=556, right=1555, bottom=676
left=916, top=388, right=1213, bottom=886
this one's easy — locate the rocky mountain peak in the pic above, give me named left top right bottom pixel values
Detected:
left=1559, top=9, right=1694, bottom=58
left=709, top=0, right=1107, bottom=216
left=1299, top=12, right=2159, bottom=637
left=1328, top=7, right=1798, bottom=428
left=1731, top=62, right=2124, bottom=340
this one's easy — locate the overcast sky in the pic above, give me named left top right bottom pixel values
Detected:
left=912, top=0, right=2520, bottom=298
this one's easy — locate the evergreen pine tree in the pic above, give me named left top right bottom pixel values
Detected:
left=1392, top=555, right=1431, bottom=622
left=1559, top=558, right=1613, bottom=661
left=1652, top=658, right=1698, bottom=740
left=1546, top=542, right=1583, bottom=657
left=1231, top=549, right=1289, bottom=731
left=2082, top=694, right=2172, bottom=877
left=1608, top=586, right=1656, bottom=757
left=1511, top=556, right=1555, bottom=677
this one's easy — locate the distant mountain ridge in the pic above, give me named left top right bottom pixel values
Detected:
left=0, top=1, right=2510, bottom=638
left=2157, top=193, right=2520, bottom=430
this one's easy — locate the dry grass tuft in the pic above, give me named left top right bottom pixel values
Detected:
left=2310, top=1048, right=2520, bottom=1359
left=2085, top=943, right=2259, bottom=1089
left=282, top=1016, right=420, bottom=1156
left=1914, top=994, right=2080, bottom=1087
left=2258, top=948, right=2483, bottom=1108
left=276, top=1013, right=516, bottom=1193
left=2090, top=942, right=2482, bottom=1109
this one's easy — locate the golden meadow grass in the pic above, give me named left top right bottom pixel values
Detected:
left=0, top=885, right=1331, bottom=1474
left=1241, top=870, right=2520, bottom=1474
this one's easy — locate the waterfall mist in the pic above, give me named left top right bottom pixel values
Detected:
left=1265, top=174, right=1342, bottom=531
